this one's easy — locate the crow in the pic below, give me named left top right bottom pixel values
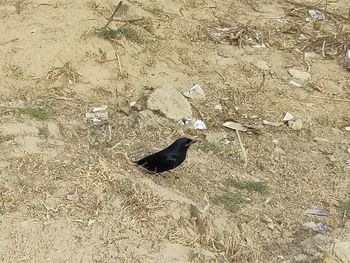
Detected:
left=135, top=137, right=196, bottom=173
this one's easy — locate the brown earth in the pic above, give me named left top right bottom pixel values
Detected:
left=0, top=0, right=350, bottom=262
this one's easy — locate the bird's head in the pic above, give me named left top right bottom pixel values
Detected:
left=175, top=137, right=197, bottom=148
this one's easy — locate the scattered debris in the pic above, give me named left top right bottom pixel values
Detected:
left=303, top=222, right=327, bottom=233
left=289, top=80, right=303, bottom=88
left=222, top=121, right=258, bottom=133
left=182, top=84, right=205, bottom=99
left=344, top=126, right=350, bottom=132
left=305, top=208, right=328, bottom=216
left=205, top=22, right=268, bottom=48
left=283, top=112, right=294, bottom=122
left=288, top=119, right=303, bottom=130
left=308, top=10, right=325, bottom=20
left=147, top=86, right=192, bottom=120
left=288, top=68, right=311, bottom=82
left=86, top=105, right=108, bottom=125
left=263, top=120, right=283, bottom=127
left=178, top=118, right=207, bottom=130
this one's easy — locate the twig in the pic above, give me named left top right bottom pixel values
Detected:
left=1, top=193, right=5, bottom=214
left=113, top=151, right=134, bottom=165
left=108, top=141, right=123, bottom=150
left=108, top=124, right=112, bottom=141
left=112, top=18, right=145, bottom=23
left=116, top=53, right=123, bottom=75
left=310, top=95, right=350, bottom=102
left=236, top=130, right=247, bottom=167
left=214, top=69, right=226, bottom=82
left=258, top=72, right=266, bottom=90
left=0, top=37, right=19, bottom=46
left=103, top=1, right=123, bottom=30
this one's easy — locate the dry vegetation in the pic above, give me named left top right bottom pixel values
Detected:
left=0, top=0, right=350, bottom=262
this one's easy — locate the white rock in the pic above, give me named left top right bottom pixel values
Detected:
left=283, top=112, right=294, bottom=122
left=288, top=68, right=311, bottom=81
left=147, top=87, right=192, bottom=120
left=288, top=119, right=303, bottom=130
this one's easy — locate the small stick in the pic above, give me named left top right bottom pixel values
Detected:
left=236, top=130, right=247, bottom=167
left=103, top=1, right=123, bottom=30
left=311, top=95, right=350, bottom=102
left=321, top=41, right=326, bottom=58
left=0, top=37, right=18, bottom=46
left=258, top=72, right=266, bottom=90
left=112, top=18, right=145, bottom=23
left=214, top=69, right=226, bottom=82
left=116, top=53, right=123, bottom=75
left=108, top=124, right=112, bottom=141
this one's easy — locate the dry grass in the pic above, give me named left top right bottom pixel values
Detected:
left=44, top=62, right=82, bottom=83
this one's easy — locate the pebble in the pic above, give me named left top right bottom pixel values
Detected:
left=288, top=119, right=303, bottom=130
left=288, top=68, right=311, bottom=81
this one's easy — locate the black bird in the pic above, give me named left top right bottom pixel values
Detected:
left=135, top=137, right=197, bottom=173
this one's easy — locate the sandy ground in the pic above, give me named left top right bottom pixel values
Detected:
left=0, top=0, right=350, bottom=262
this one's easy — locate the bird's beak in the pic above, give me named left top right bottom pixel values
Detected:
left=186, top=139, right=197, bottom=146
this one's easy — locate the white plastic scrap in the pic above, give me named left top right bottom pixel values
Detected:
left=305, top=208, right=328, bottom=216
left=308, top=9, right=325, bottom=20
left=86, top=105, right=108, bottom=125
left=178, top=118, right=206, bottom=130
left=252, top=43, right=266, bottom=49
left=193, top=119, right=207, bottom=130
left=303, top=222, right=327, bottom=233
left=344, top=126, right=350, bottom=131
left=283, top=112, right=294, bottom=122
left=182, top=85, right=205, bottom=99
left=289, top=80, right=303, bottom=88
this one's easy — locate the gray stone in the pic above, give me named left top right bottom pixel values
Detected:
left=288, top=68, right=311, bottom=81
left=147, top=87, right=192, bottom=120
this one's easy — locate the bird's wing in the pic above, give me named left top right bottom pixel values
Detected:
left=162, top=154, right=178, bottom=164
